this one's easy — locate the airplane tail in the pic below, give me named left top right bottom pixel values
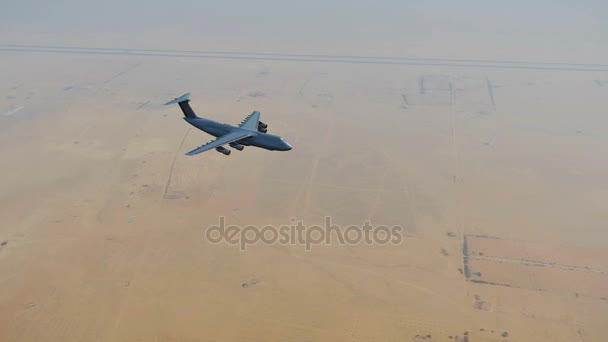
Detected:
left=164, top=93, right=197, bottom=118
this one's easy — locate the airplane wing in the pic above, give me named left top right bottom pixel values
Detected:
left=238, top=111, right=261, bottom=131
left=185, top=131, right=251, bottom=156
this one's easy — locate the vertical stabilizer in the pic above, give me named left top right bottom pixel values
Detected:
left=164, top=93, right=197, bottom=118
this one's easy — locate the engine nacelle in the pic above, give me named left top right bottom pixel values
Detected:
left=215, top=146, right=231, bottom=155
left=229, top=142, right=244, bottom=151
left=258, top=121, right=268, bottom=133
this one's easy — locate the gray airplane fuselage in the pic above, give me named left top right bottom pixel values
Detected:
left=184, top=117, right=292, bottom=151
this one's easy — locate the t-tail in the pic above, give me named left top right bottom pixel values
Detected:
left=164, top=93, right=197, bottom=118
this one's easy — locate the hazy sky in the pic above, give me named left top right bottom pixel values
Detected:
left=1, top=1, right=607, bottom=60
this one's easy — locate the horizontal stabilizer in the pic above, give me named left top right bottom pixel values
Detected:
left=164, top=93, right=191, bottom=105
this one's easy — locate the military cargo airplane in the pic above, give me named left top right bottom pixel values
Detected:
left=165, top=93, right=292, bottom=156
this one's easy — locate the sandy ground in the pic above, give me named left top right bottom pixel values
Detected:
left=1, top=33, right=608, bottom=341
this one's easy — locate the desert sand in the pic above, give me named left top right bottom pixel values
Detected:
left=1, top=2, right=608, bottom=341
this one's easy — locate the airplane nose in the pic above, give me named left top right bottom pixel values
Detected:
left=285, top=142, right=292, bottom=151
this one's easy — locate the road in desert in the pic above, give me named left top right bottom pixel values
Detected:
left=1, top=2, right=608, bottom=341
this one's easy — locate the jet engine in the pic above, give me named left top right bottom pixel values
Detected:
left=258, top=121, right=268, bottom=133
left=229, top=142, right=244, bottom=151
left=215, top=146, right=231, bottom=155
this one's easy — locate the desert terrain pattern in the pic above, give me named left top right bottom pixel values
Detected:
left=1, top=1, right=608, bottom=341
